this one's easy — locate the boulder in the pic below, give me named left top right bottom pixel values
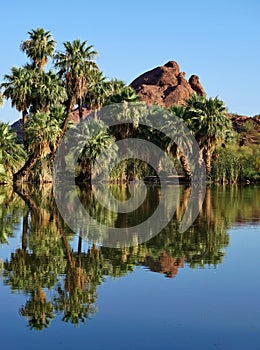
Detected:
left=130, top=60, right=205, bottom=107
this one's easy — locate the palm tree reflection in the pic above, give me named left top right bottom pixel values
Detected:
left=1, top=184, right=259, bottom=329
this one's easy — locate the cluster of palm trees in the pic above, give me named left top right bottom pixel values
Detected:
left=0, top=28, right=138, bottom=183
left=0, top=27, right=235, bottom=184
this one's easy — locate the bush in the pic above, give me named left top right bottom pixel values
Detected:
left=212, top=144, right=260, bottom=183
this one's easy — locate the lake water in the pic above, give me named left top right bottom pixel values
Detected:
left=0, top=184, right=259, bottom=350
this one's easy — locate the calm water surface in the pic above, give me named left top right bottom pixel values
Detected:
left=0, top=184, right=259, bottom=350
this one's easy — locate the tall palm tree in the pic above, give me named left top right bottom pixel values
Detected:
left=1, top=67, right=34, bottom=126
left=20, top=28, right=56, bottom=71
left=183, top=95, right=233, bottom=176
left=54, top=39, right=98, bottom=128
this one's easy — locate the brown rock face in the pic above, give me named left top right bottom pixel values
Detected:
left=130, top=60, right=205, bottom=107
left=229, top=114, right=260, bottom=145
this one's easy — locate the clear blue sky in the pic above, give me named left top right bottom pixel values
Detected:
left=0, top=0, right=259, bottom=123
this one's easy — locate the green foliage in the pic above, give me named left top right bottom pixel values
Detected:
left=1, top=67, right=35, bottom=117
left=106, top=84, right=140, bottom=104
left=85, top=70, right=109, bottom=114
left=0, top=188, right=25, bottom=244
left=109, top=158, right=155, bottom=182
left=72, top=119, right=117, bottom=181
left=1, top=66, right=67, bottom=134
left=212, top=144, right=260, bottom=183
left=184, top=95, right=232, bottom=142
left=19, top=109, right=65, bottom=182
left=0, top=122, right=26, bottom=181
left=30, top=70, right=67, bottom=113
left=238, top=118, right=260, bottom=146
left=176, top=95, right=233, bottom=175
left=25, top=111, right=62, bottom=155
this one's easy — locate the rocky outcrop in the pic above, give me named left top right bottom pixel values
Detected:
left=130, top=60, right=205, bottom=107
left=229, top=114, right=260, bottom=145
left=188, top=74, right=205, bottom=96
left=11, top=119, right=23, bottom=141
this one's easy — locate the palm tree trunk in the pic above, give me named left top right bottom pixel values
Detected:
left=62, top=98, right=73, bottom=135
left=205, top=187, right=214, bottom=226
left=22, top=110, right=28, bottom=145
left=78, top=98, right=83, bottom=120
left=75, top=158, right=92, bottom=183
left=22, top=211, right=29, bottom=250
left=203, top=149, right=212, bottom=176
left=22, top=110, right=28, bottom=125
left=13, top=185, right=39, bottom=211
left=78, top=232, right=82, bottom=254
left=13, top=154, right=40, bottom=183
left=48, top=98, right=73, bottom=162
left=179, top=153, right=192, bottom=181
left=60, top=224, right=74, bottom=268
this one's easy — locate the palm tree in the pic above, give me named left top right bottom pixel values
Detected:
left=1, top=67, right=34, bottom=126
left=30, top=70, right=67, bottom=113
left=0, top=122, right=25, bottom=181
left=20, top=28, right=56, bottom=71
left=86, top=70, right=109, bottom=119
left=13, top=111, right=62, bottom=183
left=183, top=95, right=233, bottom=176
left=74, top=120, right=117, bottom=182
left=106, top=80, right=140, bottom=104
left=54, top=39, right=98, bottom=129
left=107, top=78, right=126, bottom=94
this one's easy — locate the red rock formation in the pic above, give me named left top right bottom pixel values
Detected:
left=130, top=60, right=205, bottom=107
